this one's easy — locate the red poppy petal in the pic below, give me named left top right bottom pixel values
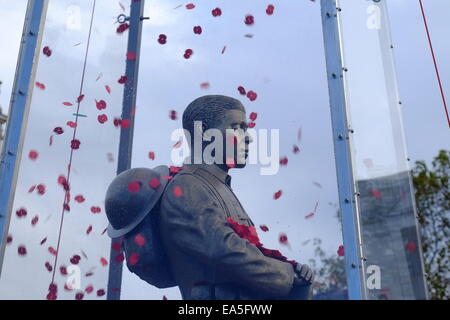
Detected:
left=249, top=112, right=258, bottom=121
left=100, top=257, right=108, bottom=266
left=273, top=190, right=282, bottom=200
left=134, top=234, right=145, bottom=247
left=128, top=253, right=139, bottom=265
left=128, top=181, right=141, bottom=193
left=173, top=186, right=183, bottom=197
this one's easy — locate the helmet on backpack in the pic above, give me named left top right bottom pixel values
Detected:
left=104, top=165, right=177, bottom=288
left=105, top=165, right=169, bottom=238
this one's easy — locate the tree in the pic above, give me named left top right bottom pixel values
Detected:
left=412, top=149, right=450, bottom=300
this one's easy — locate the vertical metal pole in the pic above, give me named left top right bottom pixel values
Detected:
left=320, top=0, right=365, bottom=300
left=107, top=0, right=146, bottom=300
left=0, top=0, right=48, bottom=276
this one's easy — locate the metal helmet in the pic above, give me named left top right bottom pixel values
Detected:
left=105, top=165, right=169, bottom=238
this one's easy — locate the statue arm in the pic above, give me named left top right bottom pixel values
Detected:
left=160, top=174, right=296, bottom=298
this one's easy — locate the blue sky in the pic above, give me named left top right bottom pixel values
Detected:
left=0, top=0, right=448, bottom=300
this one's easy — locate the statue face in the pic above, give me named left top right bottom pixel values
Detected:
left=215, top=108, right=252, bottom=169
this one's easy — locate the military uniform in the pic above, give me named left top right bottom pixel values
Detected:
left=159, top=164, right=298, bottom=300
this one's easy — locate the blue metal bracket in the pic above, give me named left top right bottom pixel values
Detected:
left=320, top=0, right=365, bottom=300
left=106, top=0, right=146, bottom=300
left=0, top=0, right=48, bottom=276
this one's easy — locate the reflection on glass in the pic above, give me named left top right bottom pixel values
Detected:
left=122, top=0, right=347, bottom=299
left=0, top=0, right=129, bottom=299
left=337, top=0, right=428, bottom=299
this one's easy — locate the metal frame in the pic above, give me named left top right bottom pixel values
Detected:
left=0, top=0, right=49, bottom=276
left=106, top=0, right=146, bottom=300
left=320, top=0, right=366, bottom=300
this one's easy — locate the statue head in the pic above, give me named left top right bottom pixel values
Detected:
left=182, top=95, right=253, bottom=169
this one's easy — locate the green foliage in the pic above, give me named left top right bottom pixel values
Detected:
left=412, top=150, right=450, bottom=300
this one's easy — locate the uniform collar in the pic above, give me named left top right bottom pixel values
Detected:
left=187, top=163, right=232, bottom=187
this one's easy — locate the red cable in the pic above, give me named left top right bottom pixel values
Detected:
left=50, top=0, right=97, bottom=287
left=419, top=0, right=450, bottom=128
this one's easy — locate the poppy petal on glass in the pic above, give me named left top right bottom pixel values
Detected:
left=45, top=262, right=53, bottom=272
left=28, top=150, right=39, bottom=160
left=193, top=26, right=202, bottom=34
left=121, top=119, right=130, bottom=129
left=18, top=245, right=27, bottom=256
left=31, top=215, right=39, bottom=226
left=134, top=234, right=145, bottom=247
left=100, top=257, right=108, bottom=267
left=279, top=233, right=289, bottom=245
left=244, top=15, right=254, bottom=25
left=35, top=82, right=46, bottom=90
left=266, top=4, right=275, bottom=15
left=249, top=112, right=258, bottom=121
left=98, top=114, right=108, bottom=124
left=43, top=46, right=52, bottom=57
left=279, top=157, right=288, bottom=166
left=337, top=245, right=345, bottom=257
left=63, top=102, right=73, bottom=107
left=54, top=127, right=64, bottom=135
left=128, top=181, right=141, bottom=193
left=105, top=85, right=111, bottom=94
left=173, top=140, right=183, bottom=149
left=37, top=184, right=45, bottom=195
left=67, top=121, right=77, bottom=128
left=126, top=51, right=137, bottom=60
left=169, top=110, right=177, bottom=120
left=212, top=8, right=222, bottom=17
left=371, top=189, right=382, bottom=199
left=305, top=212, right=314, bottom=219
left=85, top=285, right=94, bottom=294
left=186, top=3, right=195, bottom=9
left=70, top=139, right=81, bottom=150
left=115, top=253, right=125, bottom=263
left=116, top=23, right=130, bottom=34
left=238, top=86, right=246, bottom=95
left=173, top=186, right=183, bottom=197
left=118, top=75, right=127, bottom=84
left=158, top=34, right=167, bottom=45
left=16, top=208, right=27, bottom=218
left=247, top=90, right=257, bottom=101
left=75, top=292, right=84, bottom=300
left=74, top=195, right=85, bottom=203
left=90, top=206, right=101, bottom=214
left=273, top=190, right=282, bottom=200
left=149, top=178, right=161, bottom=189
left=183, top=49, right=193, bottom=59
left=148, top=151, right=155, bottom=160
left=96, top=99, right=107, bottom=110
left=128, top=253, right=139, bottom=265
left=86, top=225, right=93, bottom=235
left=259, top=225, right=269, bottom=232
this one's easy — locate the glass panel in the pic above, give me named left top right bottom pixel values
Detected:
left=337, top=0, right=428, bottom=299
left=121, top=0, right=347, bottom=299
left=0, top=0, right=129, bottom=299
left=0, top=0, right=28, bottom=150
